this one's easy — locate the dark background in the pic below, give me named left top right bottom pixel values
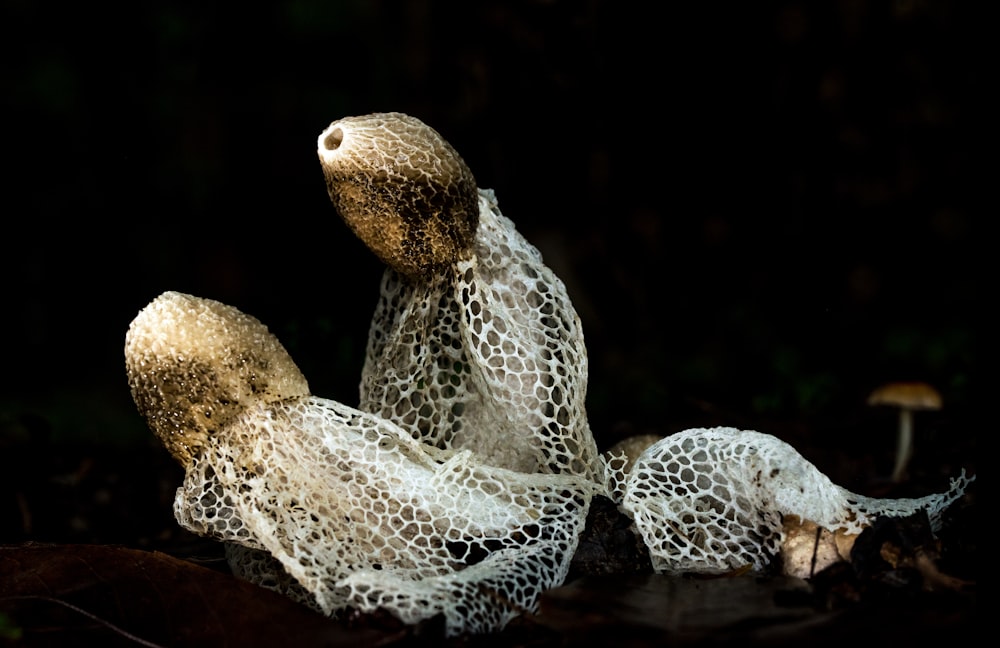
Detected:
left=1, top=1, right=980, bottom=549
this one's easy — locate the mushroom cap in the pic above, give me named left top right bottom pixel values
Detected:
left=124, top=291, right=310, bottom=468
left=867, top=381, right=943, bottom=410
left=316, top=112, right=480, bottom=280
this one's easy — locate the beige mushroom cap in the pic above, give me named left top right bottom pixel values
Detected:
left=867, top=381, right=943, bottom=410
left=316, top=112, right=480, bottom=280
left=124, top=291, right=310, bottom=469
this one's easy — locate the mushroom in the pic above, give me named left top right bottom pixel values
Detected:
left=124, top=290, right=310, bottom=469
left=125, top=291, right=598, bottom=636
left=317, top=112, right=479, bottom=280
left=317, top=113, right=601, bottom=480
left=867, top=381, right=943, bottom=482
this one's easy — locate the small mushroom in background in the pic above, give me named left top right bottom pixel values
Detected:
left=867, top=381, right=943, bottom=482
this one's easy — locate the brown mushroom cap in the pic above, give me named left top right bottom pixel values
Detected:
left=124, top=291, right=310, bottom=469
left=316, top=112, right=480, bottom=280
left=867, top=381, right=943, bottom=410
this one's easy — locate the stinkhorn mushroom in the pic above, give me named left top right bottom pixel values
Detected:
left=125, top=112, right=974, bottom=637
left=126, top=291, right=597, bottom=635
left=317, top=112, right=601, bottom=480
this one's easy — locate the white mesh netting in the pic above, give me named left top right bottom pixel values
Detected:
left=613, top=427, right=974, bottom=574
left=172, top=395, right=595, bottom=635
left=359, top=189, right=600, bottom=480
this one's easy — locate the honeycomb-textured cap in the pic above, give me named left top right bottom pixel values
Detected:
left=317, top=112, right=480, bottom=279
left=124, top=291, right=310, bottom=468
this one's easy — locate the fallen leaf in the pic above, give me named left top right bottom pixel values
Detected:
left=0, top=543, right=397, bottom=647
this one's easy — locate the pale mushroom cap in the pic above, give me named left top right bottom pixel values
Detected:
left=867, top=381, right=943, bottom=410
left=124, top=291, right=310, bottom=468
left=316, top=112, right=480, bottom=279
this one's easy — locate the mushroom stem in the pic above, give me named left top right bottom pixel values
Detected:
left=892, top=408, right=914, bottom=482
